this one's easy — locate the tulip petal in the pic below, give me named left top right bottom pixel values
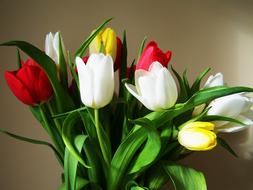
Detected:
left=204, top=73, right=224, bottom=88
left=92, top=55, right=114, bottom=108
left=217, top=115, right=253, bottom=133
left=4, top=71, right=36, bottom=105
left=125, top=83, right=148, bottom=108
left=208, top=94, right=251, bottom=118
left=76, top=57, right=94, bottom=107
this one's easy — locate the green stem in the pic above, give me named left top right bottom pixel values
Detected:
left=39, top=105, right=64, bottom=158
left=94, top=109, right=109, bottom=166
left=46, top=102, right=62, bottom=134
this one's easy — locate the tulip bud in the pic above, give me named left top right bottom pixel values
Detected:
left=4, top=59, right=53, bottom=106
left=125, top=61, right=178, bottom=111
left=45, top=32, right=66, bottom=65
left=203, top=73, right=224, bottom=88
left=89, top=28, right=117, bottom=61
left=178, top=122, right=217, bottom=151
left=192, top=72, right=224, bottom=116
left=76, top=53, right=114, bottom=109
left=136, top=41, right=172, bottom=71
left=207, top=93, right=253, bottom=133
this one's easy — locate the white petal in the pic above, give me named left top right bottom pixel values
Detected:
left=138, top=73, right=157, bottom=110
left=207, top=94, right=250, bottom=118
left=217, top=115, right=253, bottom=133
left=148, top=61, right=164, bottom=74
left=76, top=57, right=94, bottom=107
left=125, top=83, right=152, bottom=109
left=135, top=69, right=149, bottom=94
left=155, top=67, right=177, bottom=109
left=86, top=53, right=114, bottom=108
left=204, top=73, right=224, bottom=88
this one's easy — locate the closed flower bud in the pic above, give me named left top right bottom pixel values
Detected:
left=136, top=41, right=172, bottom=71
left=4, top=59, right=53, bottom=106
left=89, top=28, right=117, bottom=61
left=45, top=32, right=66, bottom=65
left=207, top=93, right=253, bottom=133
left=76, top=53, right=114, bottom=109
left=125, top=61, right=178, bottom=111
left=178, top=122, right=217, bottom=151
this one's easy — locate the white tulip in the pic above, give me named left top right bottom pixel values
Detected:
left=76, top=53, right=114, bottom=109
left=192, top=72, right=224, bottom=116
left=203, top=73, right=224, bottom=88
left=125, top=61, right=178, bottom=111
left=207, top=93, right=253, bottom=133
left=45, top=32, right=66, bottom=64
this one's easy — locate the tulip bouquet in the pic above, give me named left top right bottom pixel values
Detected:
left=1, top=18, right=253, bottom=190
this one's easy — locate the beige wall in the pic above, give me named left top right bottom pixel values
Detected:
left=1, top=0, right=253, bottom=189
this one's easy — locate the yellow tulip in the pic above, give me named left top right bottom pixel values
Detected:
left=89, top=28, right=117, bottom=61
left=178, top=122, right=217, bottom=151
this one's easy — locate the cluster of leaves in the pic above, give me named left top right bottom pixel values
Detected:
left=1, top=18, right=252, bottom=190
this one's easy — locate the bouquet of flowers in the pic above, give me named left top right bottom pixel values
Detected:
left=1, top=18, right=253, bottom=190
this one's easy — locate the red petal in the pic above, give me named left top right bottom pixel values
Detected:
left=4, top=71, right=36, bottom=105
left=36, top=69, right=53, bottom=101
left=114, top=37, right=122, bottom=71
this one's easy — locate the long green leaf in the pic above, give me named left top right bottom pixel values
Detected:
left=217, top=137, right=238, bottom=158
left=191, top=68, right=211, bottom=94
left=163, top=162, right=207, bottom=190
left=0, top=41, right=74, bottom=112
left=0, top=128, right=63, bottom=166
left=108, top=128, right=148, bottom=190
left=58, top=32, right=68, bottom=88
left=146, top=86, right=253, bottom=127
left=62, top=111, right=90, bottom=168
left=75, top=18, right=113, bottom=57
left=128, top=118, right=161, bottom=174
left=64, top=135, right=87, bottom=190
left=58, top=176, right=90, bottom=190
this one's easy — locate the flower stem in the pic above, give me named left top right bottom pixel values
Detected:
left=94, top=109, right=109, bottom=166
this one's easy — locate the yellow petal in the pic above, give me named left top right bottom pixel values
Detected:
left=178, top=127, right=217, bottom=151
left=183, top=121, right=215, bottom=131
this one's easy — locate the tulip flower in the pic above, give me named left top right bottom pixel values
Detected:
left=114, top=37, right=122, bottom=70
left=125, top=61, right=178, bottom=111
left=178, top=122, right=217, bottom=151
left=192, top=73, right=224, bottom=116
left=207, top=93, right=253, bottom=133
left=136, top=41, right=172, bottom=71
left=75, top=53, right=114, bottom=109
left=203, top=73, right=224, bottom=88
left=4, top=59, right=53, bottom=106
left=45, top=32, right=66, bottom=65
left=89, top=28, right=117, bottom=61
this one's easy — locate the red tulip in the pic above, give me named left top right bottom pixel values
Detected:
left=114, top=37, right=123, bottom=71
left=136, top=41, right=172, bottom=70
left=4, top=59, right=53, bottom=106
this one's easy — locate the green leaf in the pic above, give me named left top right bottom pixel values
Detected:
left=171, top=65, right=188, bottom=102
left=217, top=137, right=238, bottom=158
left=0, top=127, right=63, bottom=166
left=146, top=86, right=253, bottom=128
left=75, top=18, right=113, bottom=57
left=128, top=118, right=161, bottom=174
left=191, top=68, right=211, bottom=94
left=136, top=36, right=147, bottom=63
left=58, top=176, right=90, bottom=190
left=0, top=41, right=74, bottom=112
left=64, top=135, right=88, bottom=190
left=108, top=128, right=147, bottom=190
left=163, top=162, right=207, bottom=190
left=145, top=162, right=170, bottom=190
left=201, top=115, right=247, bottom=127
left=16, top=48, right=22, bottom=68
left=62, top=111, right=90, bottom=168
left=58, top=32, right=68, bottom=88
left=67, top=51, right=79, bottom=89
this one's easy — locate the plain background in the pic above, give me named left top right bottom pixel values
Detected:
left=1, top=0, right=253, bottom=189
